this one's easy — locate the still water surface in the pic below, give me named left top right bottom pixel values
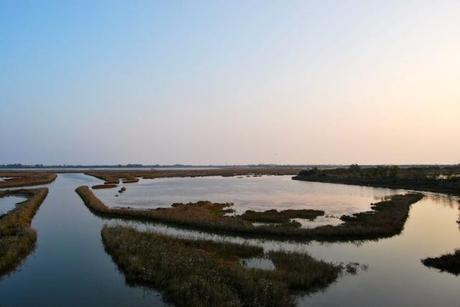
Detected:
left=0, top=195, right=27, bottom=216
left=0, top=174, right=166, bottom=307
left=0, top=174, right=459, bottom=306
left=95, top=175, right=404, bottom=226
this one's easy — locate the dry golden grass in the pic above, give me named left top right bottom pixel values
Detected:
left=0, top=172, right=56, bottom=188
left=0, top=188, right=48, bottom=276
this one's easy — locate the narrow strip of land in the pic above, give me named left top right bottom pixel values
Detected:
left=0, top=172, right=56, bottom=188
left=0, top=188, right=48, bottom=276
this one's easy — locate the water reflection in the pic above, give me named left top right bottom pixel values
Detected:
left=1, top=174, right=459, bottom=307
left=106, top=193, right=460, bottom=307
left=0, top=174, right=167, bottom=307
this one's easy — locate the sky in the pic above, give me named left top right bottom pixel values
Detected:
left=1, top=0, right=459, bottom=165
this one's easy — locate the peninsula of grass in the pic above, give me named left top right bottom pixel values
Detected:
left=85, top=166, right=301, bottom=186
left=293, top=165, right=460, bottom=195
left=422, top=250, right=460, bottom=275
left=76, top=185, right=423, bottom=241
left=0, top=188, right=48, bottom=276
left=101, top=225, right=341, bottom=307
left=0, top=172, right=56, bottom=188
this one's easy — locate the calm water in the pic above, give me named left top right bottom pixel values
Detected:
left=0, top=174, right=166, bottom=307
left=95, top=175, right=404, bottom=226
left=0, top=195, right=26, bottom=215
left=0, top=174, right=459, bottom=306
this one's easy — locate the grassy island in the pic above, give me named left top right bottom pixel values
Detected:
left=0, top=188, right=48, bottom=276
left=76, top=186, right=423, bottom=241
left=102, top=225, right=341, bottom=307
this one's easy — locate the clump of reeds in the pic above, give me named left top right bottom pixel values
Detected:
left=92, top=184, right=118, bottom=189
left=242, top=209, right=324, bottom=224
left=422, top=250, right=460, bottom=275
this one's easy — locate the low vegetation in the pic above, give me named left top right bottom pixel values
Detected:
left=0, top=172, right=56, bottom=188
left=85, top=167, right=301, bottom=185
left=102, top=225, right=341, bottom=307
left=0, top=188, right=48, bottom=276
left=241, top=209, right=324, bottom=224
left=76, top=186, right=423, bottom=241
left=91, top=184, right=118, bottom=189
left=422, top=250, right=460, bottom=275
left=293, top=165, right=460, bottom=195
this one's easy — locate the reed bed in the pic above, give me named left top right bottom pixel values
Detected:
left=422, top=250, right=460, bottom=275
left=101, top=225, right=341, bottom=307
left=0, top=172, right=56, bottom=188
left=0, top=188, right=48, bottom=276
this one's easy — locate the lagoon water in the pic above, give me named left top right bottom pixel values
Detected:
left=0, top=174, right=166, bottom=307
left=0, top=173, right=459, bottom=306
left=0, top=195, right=26, bottom=216
left=94, top=175, right=404, bottom=226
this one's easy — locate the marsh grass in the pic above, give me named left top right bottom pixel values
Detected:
left=0, top=188, right=48, bottom=276
left=77, top=186, right=423, bottom=241
left=422, top=250, right=460, bottom=275
left=101, top=226, right=341, bottom=307
left=0, top=172, right=56, bottom=188
left=242, top=209, right=324, bottom=224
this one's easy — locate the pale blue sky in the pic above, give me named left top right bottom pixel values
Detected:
left=1, top=1, right=459, bottom=165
